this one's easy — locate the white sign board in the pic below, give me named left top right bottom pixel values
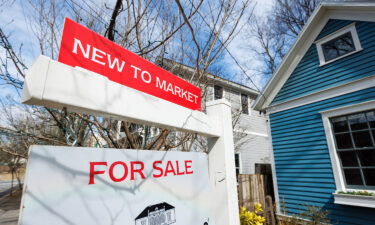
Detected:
left=19, top=145, right=215, bottom=225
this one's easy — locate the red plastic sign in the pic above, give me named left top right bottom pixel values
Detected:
left=58, top=18, right=201, bottom=111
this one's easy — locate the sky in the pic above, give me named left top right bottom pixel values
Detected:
left=0, top=0, right=275, bottom=102
left=222, top=0, right=274, bottom=91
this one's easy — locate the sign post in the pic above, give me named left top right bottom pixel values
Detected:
left=20, top=17, right=240, bottom=225
left=207, top=101, right=240, bottom=225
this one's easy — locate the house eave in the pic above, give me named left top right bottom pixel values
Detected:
left=159, top=58, right=259, bottom=97
left=253, top=2, right=375, bottom=112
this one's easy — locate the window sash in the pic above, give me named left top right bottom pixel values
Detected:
left=315, top=23, right=362, bottom=66
left=214, top=85, right=223, bottom=100
left=330, top=110, right=375, bottom=189
left=321, top=32, right=355, bottom=62
left=235, top=153, right=240, bottom=175
left=241, top=94, right=249, bottom=114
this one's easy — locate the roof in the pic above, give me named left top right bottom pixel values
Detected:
left=135, top=202, right=175, bottom=220
left=253, top=2, right=375, bottom=111
left=158, top=58, right=259, bottom=97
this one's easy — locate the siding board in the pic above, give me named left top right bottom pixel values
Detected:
left=272, top=20, right=375, bottom=105
left=270, top=87, right=375, bottom=224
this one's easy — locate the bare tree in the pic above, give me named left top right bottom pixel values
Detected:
left=249, top=0, right=320, bottom=77
left=0, top=0, right=254, bottom=163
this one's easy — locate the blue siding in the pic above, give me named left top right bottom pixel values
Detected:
left=269, top=87, right=375, bottom=225
left=272, top=20, right=375, bottom=105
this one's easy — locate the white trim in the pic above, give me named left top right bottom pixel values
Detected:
left=320, top=100, right=375, bottom=193
left=267, top=74, right=375, bottom=114
left=266, top=115, right=280, bottom=213
left=233, top=129, right=268, bottom=137
left=333, top=193, right=375, bottom=208
left=320, top=100, right=375, bottom=117
left=253, top=3, right=375, bottom=111
left=315, top=23, right=362, bottom=66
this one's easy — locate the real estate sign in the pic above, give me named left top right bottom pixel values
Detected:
left=19, top=146, right=214, bottom=225
left=58, top=18, right=201, bottom=111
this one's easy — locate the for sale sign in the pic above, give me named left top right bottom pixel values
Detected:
left=18, top=146, right=214, bottom=225
left=58, top=18, right=201, bottom=111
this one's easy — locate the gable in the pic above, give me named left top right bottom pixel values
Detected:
left=253, top=3, right=375, bottom=111
left=271, top=19, right=375, bottom=105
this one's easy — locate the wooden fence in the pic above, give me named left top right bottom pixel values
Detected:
left=238, top=174, right=275, bottom=225
left=238, top=174, right=266, bottom=209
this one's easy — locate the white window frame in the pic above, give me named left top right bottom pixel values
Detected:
left=320, top=100, right=375, bottom=208
left=315, top=23, right=362, bottom=66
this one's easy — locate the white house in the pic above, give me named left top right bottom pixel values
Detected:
left=159, top=59, right=272, bottom=176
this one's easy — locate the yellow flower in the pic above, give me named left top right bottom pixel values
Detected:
left=254, top=203, right=263, bottom=213
left=239, top=205, right=266, bottom=225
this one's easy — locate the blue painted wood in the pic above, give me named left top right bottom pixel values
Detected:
left=274, top=149, right=332, bottom=157
left=317, top=20, right=353, bottom=40
left=272, top=20, right=375, bottom=105
left=270, top=87, right=375, bottom=225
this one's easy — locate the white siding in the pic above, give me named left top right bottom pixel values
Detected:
left=157, top=77, right=271, bottom=175
left=235, top=133, right=271, bottom=174
left=224, top=88, right=241, bottom=111
left=236, top=112, right=268, bottom=135
left=205, top=84, right=272, bottom=175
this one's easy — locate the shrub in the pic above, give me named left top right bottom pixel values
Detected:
left=240, top=203, right=266, bottom=225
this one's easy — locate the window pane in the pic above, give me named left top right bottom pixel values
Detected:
left=349, top=113, right=368, bottom=130
left=343, top=169, right=363, bottom=185
left=358, top=149, right=375, bottom=166
left=367, top=111, right=375, bottom=128
left=322, top=32, right=355, bottom=62
left=335, top=133, right=353, bottom=149
left=363, top=169, right=375, bottom=186
left=235, top=154, right=239, bottom=165
left=339, top=151, right=358, bottom=167
left=214, top=85, right=223, bottom=100
left=332, top=116, right=349, bottom=132
left=352, top=131, right=373, bottom=148
left=241, top=94, right=249, bottom=114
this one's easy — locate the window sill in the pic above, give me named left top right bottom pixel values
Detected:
left=319, top=48, right=363, bottom=67
left=333, top=192, right=375, bottom=208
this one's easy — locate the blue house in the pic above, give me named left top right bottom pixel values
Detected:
left=253, top=2, right=375, bottom=224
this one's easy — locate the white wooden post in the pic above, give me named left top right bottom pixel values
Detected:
left=206, top=99, right=240, bottom=225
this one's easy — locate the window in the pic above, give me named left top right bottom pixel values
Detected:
left=322, top=32, right=355, bottom=62
left=316, top=23, right=362, bottom=65
left=241, top=94, right=249, bottom=114
left=235, top=153, right=240, bottom=176
left=214, top=85, right=223, bottom=100
left=330, top=111, right=375, bottom=189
